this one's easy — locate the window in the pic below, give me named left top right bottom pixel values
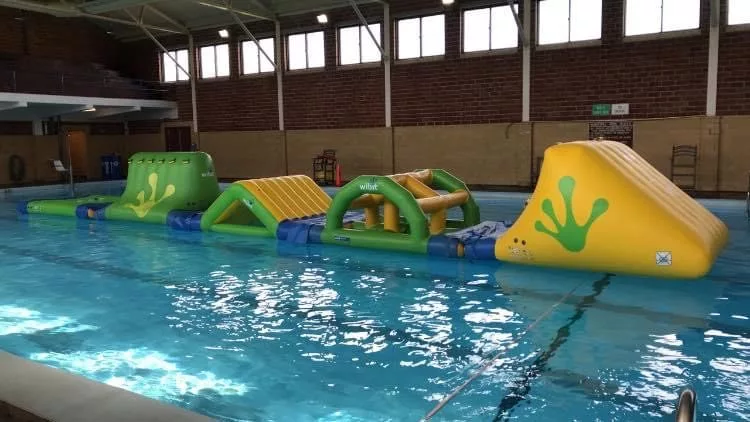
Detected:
left=339, top=23, right=382, bottom=65
left=538, top=0, right=602, bottom=45
left=199, top=44, right=230, bottom=79
left=625, top=0, right=700, bottom=36
left=463, top=5, right=518, bottom=52
left=161, top=49, right=189, bottom=82
left=287, top=31, right=325, bottom=70
left=241, top=38, right=275, bottom=75
left=397, top=14, right=445, bottom=59
left=729, top=0, right=750, bottom=26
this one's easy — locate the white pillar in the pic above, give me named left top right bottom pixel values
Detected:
left=276, top=21, right=285, bottom=131
left=522, top=0, right=531, bottom=122
left=706, top=0, right=719, bottom=116
left=384, top=3, right=392, bottom=128
left=188, top=34, right=199, bottom=138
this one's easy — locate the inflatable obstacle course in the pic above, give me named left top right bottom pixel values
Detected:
left=20, top=152, right=221, bottom=224
left=497, top=141, right=728, bottom=278
left=17, top=141, right=729, bottom=279
left=199, top=175, right=332, bottom=237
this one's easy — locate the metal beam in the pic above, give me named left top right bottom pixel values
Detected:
left=276, top=21, right=284, bottom=131
left=349, top=0, right=384, bottom=56
left=522, top=0, right=530, bottom=122
left=247, top=0, right=275, bottom=17
left=123, top=9, right=192, bottom=79
left=0, top=0, right=185, bottom=34
left=144, top=4, right=189, bottom=32
left=383, top=2, right=391, bottom=128
left=507, top=0, right=527, bottom=47
left=188, top=34, right=199, bottom=138
left=706, top=0, right=719, bottom=117
left=80, top=0, right=160, bottom=14
left=221, top=0, right=278, bottom=70
left=194, top=0, right=275, bottom=21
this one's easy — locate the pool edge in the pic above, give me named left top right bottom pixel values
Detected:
left=0, top=350, right=214, bottom=422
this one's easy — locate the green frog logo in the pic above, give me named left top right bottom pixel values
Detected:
left=534, top=176, right=609, bottom=252
left=125, top=173, right=175, bottom=218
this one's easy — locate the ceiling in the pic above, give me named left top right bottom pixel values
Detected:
left=0, top=0, right=384, bottom=41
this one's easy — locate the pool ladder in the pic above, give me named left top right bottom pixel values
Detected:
left=746, top=173, right=749, bottom=220
left=675, top=387, right=697, bottom=422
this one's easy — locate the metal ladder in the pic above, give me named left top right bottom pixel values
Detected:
left=675, top=387, right=697, bottom=422
left=746, top=173, right=749, bottom=220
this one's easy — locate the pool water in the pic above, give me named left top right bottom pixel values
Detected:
left=0, top=184, right=747, bottom=421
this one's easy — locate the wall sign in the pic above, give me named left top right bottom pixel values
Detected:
left=588, top=120, right=633, bottom=146
left=592, top=104, right=611, bottom=116
left=611, top=103, right=630, bottom=116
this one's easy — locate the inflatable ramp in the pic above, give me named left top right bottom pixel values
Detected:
left=496, top=140, right=728, bottom=278
left=20, top=152, right=221, bottom=224
left=199, top=175, right=332, bottom=236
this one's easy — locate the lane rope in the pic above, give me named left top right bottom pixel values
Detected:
left=420, top=278, right=588, bottom=421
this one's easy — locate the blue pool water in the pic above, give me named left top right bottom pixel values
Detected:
left=0, top=184, right=747, bottom=421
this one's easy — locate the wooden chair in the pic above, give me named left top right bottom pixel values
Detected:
left=670, top=145, right=698, bottom=190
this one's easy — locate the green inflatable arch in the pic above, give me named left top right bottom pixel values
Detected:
left=322, top=175, right=430, bottom=254
left=429, top=169, right=480, bottom=228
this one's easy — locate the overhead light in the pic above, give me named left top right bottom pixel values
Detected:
left=82, top=106, right=96, bottom=112
left=442, top=0, right=455, bottom=4
left=317, top=14, right=328, bottom=24
left=218, top=29, right=229, bottom=38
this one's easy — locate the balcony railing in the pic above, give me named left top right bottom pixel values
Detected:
left=0, top=68, right=172, bottom=101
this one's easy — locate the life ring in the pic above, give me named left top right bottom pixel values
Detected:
left=9, top=155, right=25, bottom=182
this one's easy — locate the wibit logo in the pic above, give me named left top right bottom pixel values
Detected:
left=125, top=172, right=176, bottom=218
left=359, top=178, right=379, bottom=192
left=534, top=176, right=609, bottom=253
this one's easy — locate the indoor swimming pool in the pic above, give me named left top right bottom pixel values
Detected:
left=0, top=184, right=747, bottom=421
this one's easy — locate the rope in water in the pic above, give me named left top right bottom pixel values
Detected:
left=420, top=279, right=588, bottom=421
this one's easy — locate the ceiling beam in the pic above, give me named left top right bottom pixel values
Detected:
left=0, top=0, right=186, bottom=34
left=79, top=0, right=161, bottom=14
left=144, top=4, right=190, bottom=32
left=193, top=0, right=275, bottom=21
left=246, top=0, right=275, bottom=17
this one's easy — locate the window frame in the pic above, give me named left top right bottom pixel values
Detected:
left=198, top=43, right=231, bottom=80
left=727, top=0, right=750, bottom=31
left=535, top=0, right=603, bottom=49
left=460, top=4, right=520, bottom=56
left=395, top=12, right=446, bottom=62
left=623, top=0, right=702, bottom=41
left=336, top=21, right=384, bottom=67
left=285, top=29, right=326, bottom=72
left=160, top=48, right=190, bottom=83
left=239, top=36, right=277, bottom=77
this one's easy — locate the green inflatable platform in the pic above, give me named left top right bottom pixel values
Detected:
left=21, top=152, right=221, bottom=224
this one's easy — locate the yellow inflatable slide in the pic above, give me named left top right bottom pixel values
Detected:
left=496, top=140, right=728, bottom=279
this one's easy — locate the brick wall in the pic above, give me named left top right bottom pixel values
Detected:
left=717, top=1, right=750, bottom=116
left=0, top=6, right=119, bottom=66
left=3, top=0, right=748, bottom=133
left=531, top=0, right=710, bottom=120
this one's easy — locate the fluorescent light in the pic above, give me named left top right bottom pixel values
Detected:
left=442, top=0, right=454, bottom=4
left=218, top=29, right=229, bottom=38
left=317, top=14, right=328, bottom=24
left=82, top=106, right=96, bottom=112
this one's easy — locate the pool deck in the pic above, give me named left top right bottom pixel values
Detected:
left=0, top=351, right=214, bottom=422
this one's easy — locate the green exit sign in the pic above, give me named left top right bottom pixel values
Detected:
left=592, top=104, right=611, bottom=116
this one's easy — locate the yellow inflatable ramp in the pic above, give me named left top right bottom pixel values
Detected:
left=496, top=140, right=728, bottom=279
left=238, top=175, right=332, bottom=222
